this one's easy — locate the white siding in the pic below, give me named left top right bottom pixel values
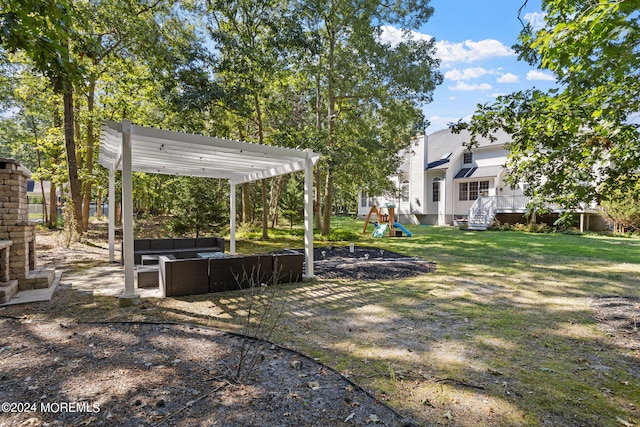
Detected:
left=409, top=135, right=427, bottom=214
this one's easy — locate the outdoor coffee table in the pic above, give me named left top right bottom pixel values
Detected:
left=197, top=252, right=228, bottom=259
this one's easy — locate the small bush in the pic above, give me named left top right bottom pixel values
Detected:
left=317, top=228, right=360, bottom=242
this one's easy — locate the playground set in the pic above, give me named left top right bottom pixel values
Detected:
left=362, top=203, right=412, bottom=238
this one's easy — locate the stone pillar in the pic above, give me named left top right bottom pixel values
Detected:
left=0, top=158, right=36, bottom=285
left=0, top=241, right=11, bottom=282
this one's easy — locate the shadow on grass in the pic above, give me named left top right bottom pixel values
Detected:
left=4, top=225, right=639, bottom=426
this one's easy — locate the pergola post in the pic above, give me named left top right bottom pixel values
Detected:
left=304, top=149, right=314, bottom=279
left=99, top=120, right=320, bottom=302
left=229, top=181, right=236, bottom=255
left=119, top=120, right=139, bottom=306
left=108, top=168, right=115, bottom=262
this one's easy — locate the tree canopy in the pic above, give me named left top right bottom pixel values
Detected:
left=453, top=0, right=639, bottom=209
left=0, top=0, right=441, bottom=236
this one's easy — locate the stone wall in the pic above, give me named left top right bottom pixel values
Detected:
left=0, top=158, right=36, bottom=284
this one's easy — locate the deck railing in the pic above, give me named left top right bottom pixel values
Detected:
left=468, top=195, right=531, bottom=230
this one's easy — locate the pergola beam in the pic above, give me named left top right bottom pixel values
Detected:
left=99, top=120, right=320, bottom=304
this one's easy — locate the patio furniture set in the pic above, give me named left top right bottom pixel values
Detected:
left=131, top=238, right=304, bottom=297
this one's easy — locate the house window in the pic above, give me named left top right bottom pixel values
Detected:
left=459, top=180, right=490, bottom=201
left=479, top=180, right=489, bottom=197
left=400, top=180, right=409, bottom=202
left=469, top=181, right=479, bottom=200
left=432, top=178, right=441, bottom=202
left=459, top=182, right=468, bottom=201
left=360, top=193, right=368, bottom=208
left=463, top=152, right=473, bottom=164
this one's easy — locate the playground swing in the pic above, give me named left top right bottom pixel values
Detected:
left=362, top=203, right=412, bottom=238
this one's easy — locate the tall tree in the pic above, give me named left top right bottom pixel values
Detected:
left=192, top=0, right=307, bottom=238
left=1, top=0, right=85, bottom=233
left=453, top=0, right=639, bottom=209
left=299, top=0, right=441, bottom=234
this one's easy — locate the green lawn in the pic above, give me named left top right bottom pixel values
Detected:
left=21, top=219, right=640, bottom=426
left=222, top=219, right=640, bottom=426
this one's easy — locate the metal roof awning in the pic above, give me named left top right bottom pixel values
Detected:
left=454, top=165, right=504, bottom=179
left=426, top=158, right=450, bottom=170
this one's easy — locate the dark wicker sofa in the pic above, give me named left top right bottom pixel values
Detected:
left=127, top=237, right=224, bottom=265
left=158, top=250, right=304, bottom=297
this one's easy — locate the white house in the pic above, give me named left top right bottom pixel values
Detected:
left=358, top=129, right=605, bottom=231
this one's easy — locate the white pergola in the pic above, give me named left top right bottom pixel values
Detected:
left=98, top=120, right=320, bottom=303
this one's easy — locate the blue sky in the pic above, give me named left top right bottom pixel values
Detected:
left=382, top=0, right=557, bottom=132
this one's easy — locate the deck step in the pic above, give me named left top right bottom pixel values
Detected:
left=0, top=280, right=19, bottom=304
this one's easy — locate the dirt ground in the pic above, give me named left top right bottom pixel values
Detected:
left=0, top=231, right=638, bottom=426
left=0, top=232, right=426, bottom=427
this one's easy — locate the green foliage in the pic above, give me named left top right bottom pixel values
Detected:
left=167, top=177, right=229, bottom=237
left=601, top=178, right=640, bottom=232
left=0, top=0, right=84, bottom=90
left=453, top=0, right=640, bottom=210
left=279, top=175, right=304, bottom=227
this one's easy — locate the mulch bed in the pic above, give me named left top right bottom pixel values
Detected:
left=592, top=296, right=640, bottom=351
left=312, top=246, right=436, bottom=280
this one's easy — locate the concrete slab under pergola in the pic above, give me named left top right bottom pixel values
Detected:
left=99, top=120, right=320, bottom=304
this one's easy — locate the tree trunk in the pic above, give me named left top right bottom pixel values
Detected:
left=314, top=72, right=322, bottom=230
left=261, top=179, right=268, bottom=240
left=315, top=165, right=322, bottom=230
left=321, top=172, right=333, bottom=235
left=320, top=26, right=337, bottom=236
left=96, top=188, right=103, bottom=220
left=269, top=175, right=285, bottom=228
left=116, top=201, right=122, bottom=225
left=49, top=181, right=57, bottom=228
left=30, top=117, right=49, bottom=224
left=241, top=183, right=251, bottom=224
left=81, top=73, right=97, bottom=231
left=48, top=109, right=61, bottom=229
left=252, top=93, right=268, bottom=240
left=62, top=85, right=84, bottom=235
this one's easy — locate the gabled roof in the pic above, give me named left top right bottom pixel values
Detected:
left=425, top=128, right=511, bottom=162
left=99, top=121, right=321, bottom=185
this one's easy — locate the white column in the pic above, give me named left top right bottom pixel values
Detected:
left=229, top=181, right=236, bottom=255
left=304, top=150, right=314, bottom=279
left=121, top=120, right=137, bottom=301
left=108, top=168, right=115, bottom=262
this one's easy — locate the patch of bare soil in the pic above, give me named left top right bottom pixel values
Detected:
left=592, top=296, right=640, bottom=352
left=1, top=232, right=420, bottom=426
left=0, top=320, right=413, bottom=426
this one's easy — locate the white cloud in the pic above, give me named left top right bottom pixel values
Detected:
left=436, top=39, right=515, bottom=63
left=524, top=12, right=547, bottom=31
left=490, top=92, right=508, bottom=98
left=449, top=82, right=493, bottom=91
left=379, top=25, right=433, bottom=46
left=379, top=26, right=514, bottom=64
left=426, top=115, right=470, bottom=132
left=497, top=72, right=519, bottom=83
left=526, top=70, right=556, bottom=81
left=444, top=67, right=490, bottom=81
